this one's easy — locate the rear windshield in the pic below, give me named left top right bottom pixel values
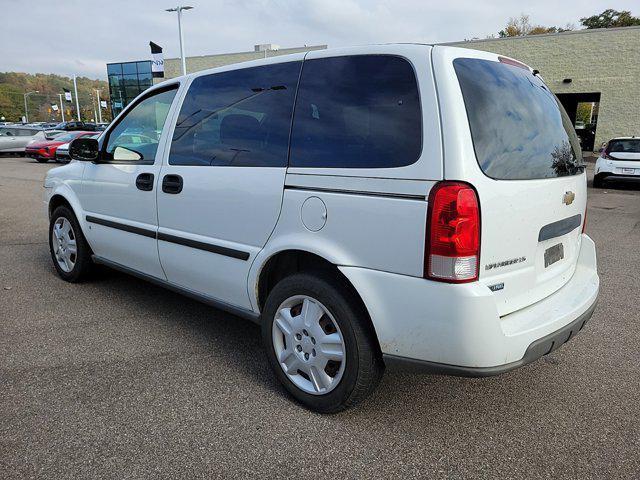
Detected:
left=606, top=139, right=640, bottom=154
left=454, top=58, right=583, bottom=180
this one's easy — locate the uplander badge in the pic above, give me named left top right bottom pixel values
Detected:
left=485, top=257, right=526, bottom=270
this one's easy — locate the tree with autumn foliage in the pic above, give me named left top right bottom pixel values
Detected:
left=498, top=14, right=573, bottom=37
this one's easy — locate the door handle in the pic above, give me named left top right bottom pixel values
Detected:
left=135, top=173, right=155, bottom=191
left=162, top=174, right=183, bottom=194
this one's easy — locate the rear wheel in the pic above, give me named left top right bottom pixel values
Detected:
left=49, top=206, right=93, bottom=282
left=593, top=173, right=606, bottom=188
left=262, top=272, right=383, bottom=413
left=36, top=158, right=49, bottom=163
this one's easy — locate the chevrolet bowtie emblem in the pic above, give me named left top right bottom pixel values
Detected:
left=563, top=191, right=575, bottom=205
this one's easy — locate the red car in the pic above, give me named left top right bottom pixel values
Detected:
left=25, top=131, right=94, bottom=163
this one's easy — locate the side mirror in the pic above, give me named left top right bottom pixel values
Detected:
left=69, top=137, right=99, bottom=161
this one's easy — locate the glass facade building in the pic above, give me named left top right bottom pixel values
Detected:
left=107, top=60, right=153, bottom=118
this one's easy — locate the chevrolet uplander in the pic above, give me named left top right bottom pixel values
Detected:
left=44, top=45, right=599, bottom=412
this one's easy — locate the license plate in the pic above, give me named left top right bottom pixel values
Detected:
left=544, top=243, right=564, bottom=268
left=621, top=168, right=635, bottom=174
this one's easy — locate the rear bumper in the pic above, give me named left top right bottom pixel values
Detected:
left=596, top=172, right=640, bottom=180
left=595, top=159, right=640, bottom=177
left=339, top=234, right=599, bottom=372
left=383, top=300, right=596, bottom=376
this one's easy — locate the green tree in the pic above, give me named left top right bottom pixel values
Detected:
left=580, top=9, right=640, bottom=29
left=576, top=103, right=593, bottom=125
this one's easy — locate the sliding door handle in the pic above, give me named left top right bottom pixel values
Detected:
left=162, top=174, right=183, bottom=194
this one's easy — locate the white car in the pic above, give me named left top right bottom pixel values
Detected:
left=43, top=45, right=599, bottom=412
left=594, top=137, right=640, bottom=187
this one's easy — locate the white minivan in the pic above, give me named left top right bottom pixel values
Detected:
left=44, top=45, right=599, bottom=412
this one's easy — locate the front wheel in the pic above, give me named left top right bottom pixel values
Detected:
left=36, top=158, right=49, bottom=163
left=262, top=272, right=383, bottom=413
left=49, top=206, right=93, bottom=282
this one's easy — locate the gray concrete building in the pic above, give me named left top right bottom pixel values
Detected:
left=447, top=26, right=640, bottom=150
left=162, top=44, right=327, bottom=79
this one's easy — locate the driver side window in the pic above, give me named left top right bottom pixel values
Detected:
left=104, top=87, right=177, bottom=163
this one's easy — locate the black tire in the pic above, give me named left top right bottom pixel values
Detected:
left=36, top=158, right=49, bottom=163
left=593, top=173, right=605, bottom=188
left=262, top=272, right=384, bottom=413
left=49, top=205, right=93, bottom=282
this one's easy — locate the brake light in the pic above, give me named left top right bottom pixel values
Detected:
left=498, top=56, right=529, bottom=70
left=425, top=182, right=480, bottom=283
left=582, top=208, right=587, bottom=234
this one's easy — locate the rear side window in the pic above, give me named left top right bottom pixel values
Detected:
left=454, top=58, right=583, bottom=180
left=290, top=55, right=422, bottom=169
left=169, top=61, right=302, bottom=167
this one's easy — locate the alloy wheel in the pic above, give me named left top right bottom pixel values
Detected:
left=52, top=217, right=77, bottom=273
left=272, top=295, right=346, bottom=395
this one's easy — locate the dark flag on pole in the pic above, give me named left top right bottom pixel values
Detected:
left=63, top=88, right=72, bottom=102
left=150, top=42, right=164, bottom=78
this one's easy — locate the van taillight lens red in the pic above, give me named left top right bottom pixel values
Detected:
left=425, top=182, right=480, bottom=283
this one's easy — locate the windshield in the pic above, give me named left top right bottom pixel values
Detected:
left=44, top=130, right=65, bottom=139
left=607, top=139, right=640, bottom=154
left=55, top=133, right=82, bottom=143
left=454, top=58, right=583, bottom=180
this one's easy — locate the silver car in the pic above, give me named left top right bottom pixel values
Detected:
left=0, top=126, right=42, bottom=154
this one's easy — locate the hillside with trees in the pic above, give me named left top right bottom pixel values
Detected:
left=0, top=72, right=110, bottom=123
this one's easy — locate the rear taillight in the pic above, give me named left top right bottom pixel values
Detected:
left=582, top=208, right=587, bottom=234
left=425, top=182, right=480, bottom=283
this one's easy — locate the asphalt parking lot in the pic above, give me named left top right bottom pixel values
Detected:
left=1, top=156, right=639, bottom=479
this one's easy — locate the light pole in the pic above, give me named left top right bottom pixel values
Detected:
left=95, top=89, right=103, bottom=123
left=57, top=93, right=65, bottom=122
left=72, top=75, right=82, bottom=121
left=165, top=5, right=193, bottom=76
left=23, top=91, right=39, bottom=123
